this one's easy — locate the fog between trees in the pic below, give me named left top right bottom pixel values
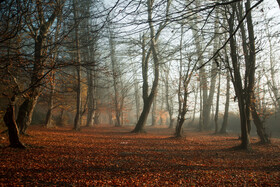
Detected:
left=0, top=0, right=280, bottom=149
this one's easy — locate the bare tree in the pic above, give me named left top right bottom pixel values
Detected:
left=132, top=0, right=171, bottom=133
left=16, top=0, right=64, bottom=134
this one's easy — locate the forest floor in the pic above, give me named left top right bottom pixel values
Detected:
left=0, top=125, right=279, bottom=186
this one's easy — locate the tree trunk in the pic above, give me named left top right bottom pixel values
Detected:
left=175, top=88, right=188, bottom=138
left=86, top=68, right=94, bottom=127
left=17, top=94, right=39, bottom=134
left=109, top=28, right=122, bottom=127
left=277, top=0, right=280, bottom=8
left=214, top=70, right=221, bottom=133
left=164, top=65, right=174, bottom=128
left=45, top=72, right=55, bottom=128
left=228, top=5, right=250, bottom=150
left=133, top=68, right=140, bottom=121
left=73, top=0, right=82, bottom=131
left=132, top=0, right=164, bottom=133
left=220, top=70, right=230, bottom=134
left=17, top=35, right=44, bottom=134
left=245, top=0, right=269, bottom=142
left=151, top=96, right=157, bottom=126
left=16, top=1, right=61, bottom=133
left=250, top=94, right=270, bottom=143
left=4, top=97, right=25, bottom=148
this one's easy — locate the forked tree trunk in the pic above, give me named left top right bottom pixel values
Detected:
left=228, top=5, right=250, bottom=150
left=4, top=98, right=25, bottom=148
left=175, top=88, right=188, bottom=138
left=17, top=0, right=61, bottom=134
left=245, top=0, right=269, bottom=143
left=132, top=0, right=170, bottom=133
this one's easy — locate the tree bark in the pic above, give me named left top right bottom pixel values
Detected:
left=86, top=67, right=95, bottom=127
left=73, top=0, right=82, bottom=131
left=132, top=0, right=170, bottom=133
left=151, top=96, right=157, bottom=126
left=214, top=70, right=221, bottom=133
left=277, top=0, right=280, bottom=8
left=109, top=28, right=122, bottom=127
left=245, top=0, right=270, bottom=143
left=220, top=70, right=230, bottom=134
left=17, top=94, right=39, bottom=134
left=4, top=97, right=25, bottom=148
left=164, top=64, right=174, bottom=128
left=250, top=94, right=270, bottom=143
left=16, top=0, right=62, bottom=133
left=228, top=5, right=250, bottom=150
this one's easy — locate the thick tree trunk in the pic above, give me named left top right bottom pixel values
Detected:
left=4, top=98, right=25, bottom=148
left=17, top=94, right=39, bottom=134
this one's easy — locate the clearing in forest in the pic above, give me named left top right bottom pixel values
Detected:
left=0, top=126, right=279, bottom=186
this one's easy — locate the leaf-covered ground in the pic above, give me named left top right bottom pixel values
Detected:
left=0, top=126, right=279, bottom=186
